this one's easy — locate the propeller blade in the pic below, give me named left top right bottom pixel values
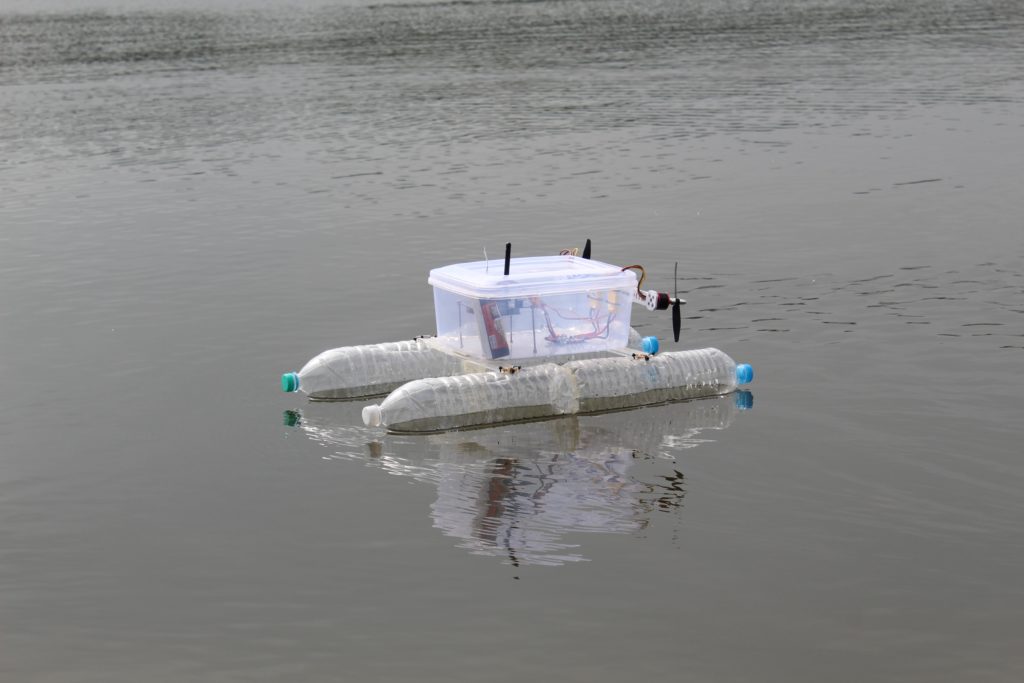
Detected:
left=504, top=242, right=511, bottom=276
left=672, top=299, right=681, bottom=342
left=672, top=261, right=680, bottom=342
left=582, top=238, right=591, bottom=260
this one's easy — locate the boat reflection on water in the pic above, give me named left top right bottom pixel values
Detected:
left=286, top=392, right=752, bottom=566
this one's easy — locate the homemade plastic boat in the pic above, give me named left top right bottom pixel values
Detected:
left=282, top=242, right=752, bottom=432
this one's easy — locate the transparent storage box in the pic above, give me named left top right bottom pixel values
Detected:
left=428, top=255, right=637, bottom=360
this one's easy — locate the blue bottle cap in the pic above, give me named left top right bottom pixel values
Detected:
left=641, top=336, right=659, bottom=355
left=281, top=372, right=300, bottom=393
left=736, top=363, right=754, bottom=385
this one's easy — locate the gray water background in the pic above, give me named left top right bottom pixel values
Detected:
left=2, top=0, right=1023, bottom=680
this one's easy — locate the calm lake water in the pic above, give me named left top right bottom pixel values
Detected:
left=2, top=0, right=1023, bottom=680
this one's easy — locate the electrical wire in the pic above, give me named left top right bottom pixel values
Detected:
left=620, top=265, right=646, bottom=300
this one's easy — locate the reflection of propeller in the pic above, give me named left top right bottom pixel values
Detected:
left=672, top=261, right=681, bottom=343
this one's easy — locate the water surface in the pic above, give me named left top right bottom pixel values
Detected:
left=1, top=0, right=1023, bottom=681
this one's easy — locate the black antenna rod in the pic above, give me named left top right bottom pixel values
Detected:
left=504, top=242, right=511, bottom=276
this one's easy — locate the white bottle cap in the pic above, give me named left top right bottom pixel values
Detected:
left=361, top=404, right=382, bottom=427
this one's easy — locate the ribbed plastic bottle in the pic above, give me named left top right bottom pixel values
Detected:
left=282, top=329, right=649, bottom=400
left=567, top=347, right=743, bottom=413
left=362, top=364, right=577, bottom=433
left=362, top=348, right=752, bottom=432
left=281, top=339, right=480, bottom=400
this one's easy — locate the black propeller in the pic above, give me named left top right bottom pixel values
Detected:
left=672, top=261, right=681, bottom=342
left=581, top=238, right=591, bottom=260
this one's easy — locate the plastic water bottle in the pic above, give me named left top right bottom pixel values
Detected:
left=362, top=348, right=753, bottom=432
left=567, top=347, right=744, bottom=413
left=283, top=328, right=650, bottom=400
left=362, top=364, right=577, bottom=432
left=281, top=339, right=482, bottom=400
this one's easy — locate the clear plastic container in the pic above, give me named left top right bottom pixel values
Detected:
left=428, top=255, right=637, bottom=361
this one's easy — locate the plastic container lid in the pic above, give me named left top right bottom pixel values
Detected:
left=428, top=255, right=637, bottom=299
